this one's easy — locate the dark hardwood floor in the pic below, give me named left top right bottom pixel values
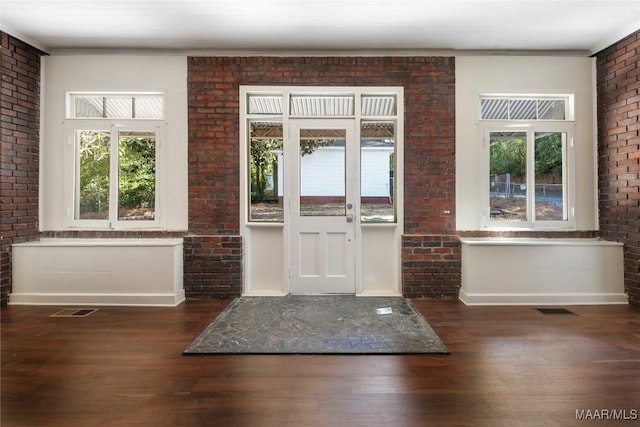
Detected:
left=2, top=299, right=639, bottom=426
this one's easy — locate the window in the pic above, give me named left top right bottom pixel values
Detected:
left=243, top=89, right=401, bottom=224
left=248, top=120, right=284, bottom=222
left=65, top=92, right=164, bottom=229
left=480, top=96, right=570, bottom=121
left=69, top=93, right=164, bottom=119
left=482, top=95, right=574, bottom=230
left=361, top=120, right=396, bottom=222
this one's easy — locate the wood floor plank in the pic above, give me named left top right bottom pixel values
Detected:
left=2, top=299, right=639, bottom=426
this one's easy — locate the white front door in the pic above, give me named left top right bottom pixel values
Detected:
left=289, top=119, right=357, bottom=294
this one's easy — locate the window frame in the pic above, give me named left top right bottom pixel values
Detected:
left=247, top=119, right=285, bottom=223
left=482, top=123, right=575, bottom=231
left=63, top=118, right=164, bottom=230
left=241, top=87, right=403, bottom=226
left=360, top=119, right=397, bottom=223
left=479, top=93, right=576, bottom=231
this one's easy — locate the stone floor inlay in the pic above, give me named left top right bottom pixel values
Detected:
left=184, top=296, right=449, bottom=354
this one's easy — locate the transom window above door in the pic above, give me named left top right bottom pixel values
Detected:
left=246, top=93, right=397, bottom=117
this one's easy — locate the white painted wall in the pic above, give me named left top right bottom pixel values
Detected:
left=455, top=56, right=597, bottom=231
left=454, top=57, right=625, bottom=305
left=41, top=55, right=188, bottom=231
left=13, top=55, right=189, bottom=306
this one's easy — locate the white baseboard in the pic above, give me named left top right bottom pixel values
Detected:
left=241, top=291, right=289, bottom=297
left=356, top=291, right=403, bottom=297
left=459, top=288, right=628, bottom=306
left=8, top=291, right=186, bottom=307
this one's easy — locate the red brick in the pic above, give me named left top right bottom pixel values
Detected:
left=187, top=56, right=458, bottom=297
left=597, top=29, right=640, bottom=307
left=0, top=32, right=43, bottom=306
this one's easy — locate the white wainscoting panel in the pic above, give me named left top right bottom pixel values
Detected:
left=10, top=239, right=185, bottom=306
left=460, top=238, right=626, bottom=305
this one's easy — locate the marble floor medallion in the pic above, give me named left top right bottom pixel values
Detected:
left=184, top=296, right=449, bottom=354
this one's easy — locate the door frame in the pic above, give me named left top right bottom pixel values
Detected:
left=240, top=86, right=404, bottom=297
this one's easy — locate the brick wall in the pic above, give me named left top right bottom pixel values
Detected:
left=183, top=235, right=243, bottom=299
left=187, top=56, right=458, bottom=298
left=0, top=33, right=43, bottom=306
left=596, top=30, right=640, bottom=307
left=402, top=235, right=460, bottom=298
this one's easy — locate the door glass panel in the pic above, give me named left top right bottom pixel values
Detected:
left=118, top=130, right=156, bottom=221
left=299, top=128, right=346, bottom=216
left=489, top=131, right=527, bottom=222
left=535, top=131, right=566, bottom=221
left=249, top=121, right=284, bottom=222
left=361, top=120, right=395, bottom=222
left=77, top=130, right=110, bottom=220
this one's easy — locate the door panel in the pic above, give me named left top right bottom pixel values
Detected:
left=299, top=232, right=320, bottom=276
left=326, top=232, right=349, bottom=277
left=289, top=119, right=356, bottom=294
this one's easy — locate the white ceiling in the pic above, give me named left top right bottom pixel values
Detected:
left=1, top=0, right=639, bottom=55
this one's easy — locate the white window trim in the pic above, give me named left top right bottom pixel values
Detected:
left=240, top=86, right=404, bottom=227
left=481, top=123, right=576, bottom=231
left=63, top=120, right=165, bottom=230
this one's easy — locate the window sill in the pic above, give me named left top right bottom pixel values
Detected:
left=460, top=237, right=621, bottom=247
left=14, top=238, right=184, bottom=248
